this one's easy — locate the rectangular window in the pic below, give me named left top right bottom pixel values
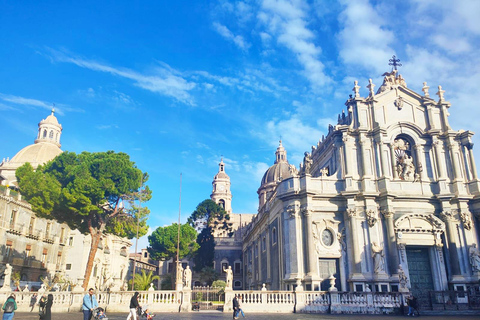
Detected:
left=66, top=264, right=72, bottom=270
left=167, top=262, right=173, bottom=273
left=41, top=249, right=48, bottom=263
left=25, top=244, right=32, bottom=258
left=222, top=262, right=228, bottom=271
left=234, top=262, right=241, bottom=275
left=68, top=237, right=74, bottom=246
left=9, top=210, right=17, bottom=229
left=45, top=222, right=51, bottom=238
left=29, top=217, right=36, bottom=234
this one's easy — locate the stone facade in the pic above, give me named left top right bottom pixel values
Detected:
left=242, top=70, right=480, bottom=301
left=0, top=111, right=131, bottom=291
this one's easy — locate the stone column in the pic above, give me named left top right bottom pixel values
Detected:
left=378, top=140, right=390, bottom=178
left=447, top=140, right=462, bottom=180
left=343, top=135, right=354, bottom=177
left=390, top=144, right=399, bottom=179
left=302, top=207, right=317, bottom=278
left=381, top=210, right=400, bottom=276
left=346, top=209, right=361, bottom=274
left=467, top=144, right=478, bottom=180
left=440, top=211, right=461, bottom=276
left=432, top=137, right=447, bottom=179
left=413, top=144, right=427, bottom=180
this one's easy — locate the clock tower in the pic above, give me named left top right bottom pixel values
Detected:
left=211, top=158, right=232, bottom=213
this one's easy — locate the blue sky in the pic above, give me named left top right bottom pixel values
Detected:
left=1, top=0, right=479, bottom=250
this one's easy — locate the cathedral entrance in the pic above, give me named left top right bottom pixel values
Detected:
left=318, top=258, right=340, bottom=291
left=406, top=247, right=434, bottom=303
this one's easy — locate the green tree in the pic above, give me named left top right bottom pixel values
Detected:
left=129, top=270, right=160, bottom=291
left=148, top=223, right=199, bottom=289
left=198, top=266, right=218, bottom=285
left=16, top=151, right=151, bottom=289
left=188, top=199, right=232, bottom=271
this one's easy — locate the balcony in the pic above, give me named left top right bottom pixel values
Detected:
left=43, top=234, right=54, bottom=244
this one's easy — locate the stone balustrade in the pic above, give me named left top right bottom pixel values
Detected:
left=0, top=290, right=406, bottom=314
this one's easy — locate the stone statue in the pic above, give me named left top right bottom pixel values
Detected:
left=303, top=152, right=312, bottom=174
left=371, top=242, right=386, bottom=273
left=224, top=266, right=233, bottom=289
left=176, top=263, right=184, bottom=284
left=469, top=244, right=480, bottom=272
left=183, top=266, right=192, bottom=289
left=398, top=265, right=408, bottom=291
left=23, top=285, right=29, bottom=292
left=2, top=263, right=12, bottom=289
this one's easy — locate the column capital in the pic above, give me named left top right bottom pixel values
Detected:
left=346, top=208, right=357, bottom=218
left=366, top=209, right=378, bottom=227
left=460, top=211, right=473, bottom=230
left=439, top=210, right=458, bottom=222
left=380, top=209, right=394, bottom=218
left=285, top=204, right=300, bottom=219
left=300, top=204, right=312, bottom=217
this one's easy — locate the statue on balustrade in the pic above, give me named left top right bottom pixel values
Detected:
left=469, top=244, right=480, bottom=272
left=176, top=263, right=184, bottom=284
left=183, top=266, right=192, bottom=289
left=1, top=263, right=12, bottom=289
left=224, top=266, right=233, bottom=289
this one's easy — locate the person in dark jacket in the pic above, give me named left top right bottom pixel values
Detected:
left=126, top=292, right=140, bottom=320
left=2, top=293, right=17, bottom=320
left=232, top=295, right=239, bottom=319
left=41, top=294, right=53, bottom=320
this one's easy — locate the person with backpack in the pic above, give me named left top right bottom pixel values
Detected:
left=2, top=293, right=17, bottom=320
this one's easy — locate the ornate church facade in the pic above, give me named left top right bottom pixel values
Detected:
left=241, top=68, right=480, bottom=300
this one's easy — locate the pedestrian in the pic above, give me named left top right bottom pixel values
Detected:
left=126, top=292, right=140, bottom=320
left=30, top=293, right=38, bottom=312
left=2, top=293, right=17, bottom=320
left=407, top=295, right=420, bottom=316
left=41, top=294, right=53, bottom=320
left=82, top=288, right=98, bottom=320
left=232, top=294, right=239, bottom=319
left=237, top=296, right=245, bottom=318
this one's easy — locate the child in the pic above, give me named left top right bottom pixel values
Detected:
left=144, top=309, right=155, bottom=320
left=96, top=308, right=107, bottom=319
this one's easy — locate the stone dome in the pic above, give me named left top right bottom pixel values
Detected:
left=41, top=113, right=60, bottom=126
left=259, top=141, right=292, bottom=187
left=9, top=142, right=62, bottom=169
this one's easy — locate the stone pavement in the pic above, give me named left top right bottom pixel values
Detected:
left=11, top=312, right=480, bottom=320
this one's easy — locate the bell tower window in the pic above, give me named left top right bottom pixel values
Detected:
left=43, top=130, right=47, bottom=138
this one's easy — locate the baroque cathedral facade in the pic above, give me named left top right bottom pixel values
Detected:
left=233, top=68, right=480, bottom=299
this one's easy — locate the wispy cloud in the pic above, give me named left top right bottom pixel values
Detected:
left=0, top=93, right=74, bottom=115
left=46, top=48, right=197, bottom=106
left=213, top=22, right=250, bottom=51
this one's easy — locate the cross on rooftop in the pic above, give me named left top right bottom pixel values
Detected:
left=389, top=55, right=402, bottom=70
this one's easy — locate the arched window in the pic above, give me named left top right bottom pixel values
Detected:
left=43, top=130, right=47, bottom=138
left=219, top=199, right=225, bottom=209
left=49, top=131, right=54, bottom=139
left=120, top=246, right=127, bottom=257
left=272, top=227, right=277, bottom=245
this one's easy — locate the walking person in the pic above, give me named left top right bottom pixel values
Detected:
left=237, top=296, right=245, bottom=318
left=232, top=294, right=239, bottom=319
left=407, top=295, right=420, bottom=316
left=41, top=294, right=53, bottom=320
left=30, top=293, right=38, bottom=312
left=126, top=292, right=140, bottom=320
left=2, top=293, right=17, bottom=320
left=82, top=288, right=98, bottom=320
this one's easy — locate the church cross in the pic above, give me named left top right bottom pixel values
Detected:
left=389, top=55, right=402, bottom=70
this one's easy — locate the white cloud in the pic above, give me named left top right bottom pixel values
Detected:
left=47, top=49, right=196, bottom=106
left=0, top=93, right=72, bottom=114
left=337, top=0, right=394, bottom=75
left=213, top=22, right=250, bottom=50
left=259, top=0, right=332, bottom=90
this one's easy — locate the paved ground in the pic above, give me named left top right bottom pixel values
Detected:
left=11, top=312, right=480, bottom=320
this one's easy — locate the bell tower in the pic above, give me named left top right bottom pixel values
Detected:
left=210, top=158, right=232, bottom=213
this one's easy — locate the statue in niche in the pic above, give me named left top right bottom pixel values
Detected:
left=394, top=138, right=416, bottom=181
left=371, top=242, right=386, bottom=273
left=469, top=244, right=480, bottom=272
left=398, top=265, right=408, bottom=291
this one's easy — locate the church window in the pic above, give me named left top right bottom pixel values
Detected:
left=43, top=130, right=47, bottom=138
left=234, top=262, right=241, bottom=274
left=49, top=130, right=54, bottom=139
left=144, top=251, right=148, bottom=258
left=219, top=199, right=225, bottom=209
left=262, top=236, right=266, bottom=251
left=272, top=228, right=277, bottom=245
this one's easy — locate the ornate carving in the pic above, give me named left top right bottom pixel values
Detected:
left=371, top=242, right=386, bottom=273
left=366, top=209, right=378, bottom=227
left=394, top=96, right=404, bottom=110
left=460, top=211, right=472, bottom=230
left=377, top=70, right=407, bottom=94
left=367, top=79, right=375, bottom=97
left=436, top=85, right=445, bottom=101
left=337, top=228, right=346, bottom=252
left=398, top=265, right=408, bottom=290
left=319, top=167, right=329, bottom=177
left=286, top=204, right=300, bottom=219
left=439, top=210, right=455, bottom=222
left=469, top=244, right=480, bottom=272
left=393, top=138, right=416, bottom=181
left=300, top=204, right=311, bottom=216
left=422, top=82, right=430, bottom=97
left=346, top=208, right=357, bottom=218
left=353, top=80, right=360, bottom=98
left=301, top=152, right=313, bottom=175
left=397, top=243, right=406, bottom=262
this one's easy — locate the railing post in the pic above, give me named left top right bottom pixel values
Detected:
left=180, top=288, right=191, bottom=312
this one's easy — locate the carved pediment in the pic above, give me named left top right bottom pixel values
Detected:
left=394, top=213, right=445, bottom=232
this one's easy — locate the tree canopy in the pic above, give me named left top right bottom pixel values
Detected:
left=148, top=223, right=199, bottom=261
left=188, top=199, right=232, bottom=272
left=16, top=151, right=151, bottom=289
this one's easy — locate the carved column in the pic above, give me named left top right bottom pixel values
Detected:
left=466, top=144, right=478, bottom=180
left=447, top=140, right=462, bottom=180
left=432, top=137, right=447, bottom=179
left=346, top=209, right=361, bottom=273
left=378, top=140, right=390, bottom=178
left=440, top=210, right=461, bottom=276
left=414, top=144, right=427, bottom=180
left=343, top=135, right=355, bottom=177
left=302, top=207, right=317, bottom=277
left=389, top=143, right=399, bottom=179
left=381, top=210, right=399, bottom=275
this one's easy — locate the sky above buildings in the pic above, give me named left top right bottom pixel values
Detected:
left=1, top=0, right=479, bottom=250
